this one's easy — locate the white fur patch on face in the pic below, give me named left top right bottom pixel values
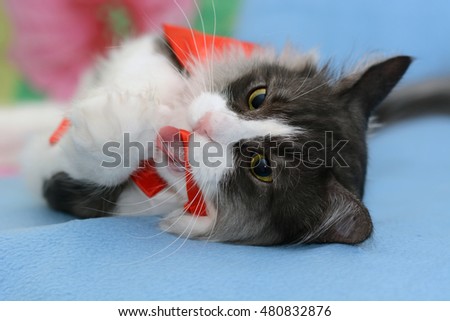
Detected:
left=188, top=92, right=299, bottom=145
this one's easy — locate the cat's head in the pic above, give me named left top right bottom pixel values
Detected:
left=158, top=48, right=412, bottom=245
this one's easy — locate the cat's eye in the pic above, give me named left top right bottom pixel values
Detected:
left=250, top=154, right=273, bottom=182
left=248, top=87, right=267, bottom=110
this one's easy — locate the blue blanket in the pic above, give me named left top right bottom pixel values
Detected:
left=1, top=0, right=450, bottom=300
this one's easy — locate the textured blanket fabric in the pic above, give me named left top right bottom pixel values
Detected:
left=1, top=0, right=450, bottom=300
left=1, top=118, right=449, bottom=300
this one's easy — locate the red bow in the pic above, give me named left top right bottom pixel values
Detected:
left=163, top=24, right=257, bottom=72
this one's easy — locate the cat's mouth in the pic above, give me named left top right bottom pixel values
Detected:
left=156, top=126, right=189, bottom=174
left=157, top=126, right=209, bottom=217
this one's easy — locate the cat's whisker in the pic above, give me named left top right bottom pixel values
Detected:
left=292, top=80, right=331, bottom=101
left=294, top=62, right=315, bottom=98
left=133, top=13, right=198, bottom=100
left=155, top=212, right=186, bottom=236
left=192, top=0, right=212, bottom=92
left=156, top=172, right=206, bottom=235
left=178, top=178, right=210, bottom=234
left=155, top=204, right=193, bottom=236
left=99, top=173, right=188, bottom=210
left=37, top=15, right=413, bottom=248
left=113, top=212, right=199, bottom=267
left=111, top=225, right=198, bottom=267
left=127, top=223, right=189, bottom=265
left=73, top=126, right=198, bottom=217
left=203, top=172, right=221, bottom=244
left=119, top=178, right=204, bottom=242
left=152, top=200, right=204, bottom=263
left=139, top=1, right=211, bottom=96
left=79, top=143, right=202, bottom=216
left=209, top=0, right=217, bottom=93
left=171, top=0, right=209, bottom=93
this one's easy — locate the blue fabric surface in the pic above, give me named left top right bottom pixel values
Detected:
left=1, top=0, right=450, bottom=300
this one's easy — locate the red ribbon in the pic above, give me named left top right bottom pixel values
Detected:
left=49, top=118, right=71, bottom=146
left=163, top=24, right=257, bottom=72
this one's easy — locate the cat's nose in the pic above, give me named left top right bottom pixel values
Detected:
left=192, top=111, right=212, bottom=138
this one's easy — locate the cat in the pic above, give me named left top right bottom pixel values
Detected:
left=24, top=25, right=413, bottom=245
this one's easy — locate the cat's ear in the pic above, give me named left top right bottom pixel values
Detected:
left=315, top=177, right=373, bottom=244
left=337, top=56, right=412, bottom=118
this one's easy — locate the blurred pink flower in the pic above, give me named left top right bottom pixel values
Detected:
left=5, top=0, right=194, bottom=100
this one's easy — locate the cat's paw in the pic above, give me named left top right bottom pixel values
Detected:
left=159, top=210, right=215, bottom=239
left=65, top=91, right=156, bottom=185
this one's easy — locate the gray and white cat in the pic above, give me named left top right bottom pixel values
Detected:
left=25, top=30, right=413, bottom=245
